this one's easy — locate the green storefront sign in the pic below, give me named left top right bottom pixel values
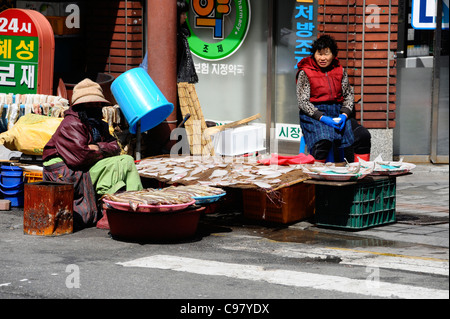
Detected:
left=187, top=0, right=251, bottom=61
left=0, top=10, right=41, bottom=95
left=0, top=35, right=39, bottom=94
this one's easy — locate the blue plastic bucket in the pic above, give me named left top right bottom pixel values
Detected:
left=0, top=180, right=23, bottom=190
left=0, top=166, right=23, bottom=189
left=0, top=188, right=23, bottom=207
left=0, top=165, right=24, bottom=206
left=111, top=68, right=174, bottom=134
left=1, top=164, right=22, bottom=172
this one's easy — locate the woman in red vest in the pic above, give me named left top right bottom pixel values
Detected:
left=296, top=35, right=356, bottom=162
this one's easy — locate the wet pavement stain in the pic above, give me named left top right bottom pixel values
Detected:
left=199, top=212, right=411, bottom=249
left=247, top=227, right=408, bottom=249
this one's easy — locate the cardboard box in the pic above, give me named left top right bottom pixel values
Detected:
left=0, top=199, right=11, bottom=211
left=243, top=182, right=315, bottom=224
left=213, top=125, right=265, bottom=156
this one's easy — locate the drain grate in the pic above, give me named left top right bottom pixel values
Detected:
left=396, top=213, right=449, bottom=225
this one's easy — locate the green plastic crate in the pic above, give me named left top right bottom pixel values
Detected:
left=314, top=177, right=396, bottom=230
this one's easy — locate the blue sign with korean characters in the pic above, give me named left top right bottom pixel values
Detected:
left=412, top=0, right=449, bottom=30
left=294, top=0, right=317, bottom=68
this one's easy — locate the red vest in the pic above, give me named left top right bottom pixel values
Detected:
left=296, top=56, right=344, bottom=104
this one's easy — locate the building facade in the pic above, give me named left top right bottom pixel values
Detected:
left=1, top=0, right=448, bottom=162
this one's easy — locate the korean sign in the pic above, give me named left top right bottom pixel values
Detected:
left=0, top=9, right=54, bottom=95
left=0, top=9, right=38, bottom=94
left=276, top=123, right=302, bottom=141
left=294, top=0, right=317, bottom=68
left=186, top=0, right=251, bottom=61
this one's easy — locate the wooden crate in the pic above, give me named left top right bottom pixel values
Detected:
left=243, top=182, right=315, bottom=224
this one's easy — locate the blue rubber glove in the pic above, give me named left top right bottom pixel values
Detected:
left=320, top=116, right=340, bottom=129
left=337, top=114, right=347, bottom=131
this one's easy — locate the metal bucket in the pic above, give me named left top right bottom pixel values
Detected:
left=23, top=182, right=74, bottom=236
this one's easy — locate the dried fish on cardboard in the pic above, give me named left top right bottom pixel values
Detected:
left=209, top=169, right=228, bottom=179
left=136, top=155, right=310, bottom=190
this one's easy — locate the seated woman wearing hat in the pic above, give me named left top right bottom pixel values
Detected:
left=42, top=79, right=143, bottom=229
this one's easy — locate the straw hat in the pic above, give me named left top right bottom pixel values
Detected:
left=71, top=78, right=110, bottom=107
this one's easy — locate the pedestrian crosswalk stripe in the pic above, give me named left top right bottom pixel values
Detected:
left=117, top=255, right=449, bottom=299
left=327, top=247, right=449, bottom=276
left=327, top=247, right=449, bottom=262
left=220, top=244, right=449, bottom=276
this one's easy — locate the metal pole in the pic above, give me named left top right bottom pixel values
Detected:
left=136, top=121, right=141, bottom=161
left=266, top=0, right=275, bottom=154
left=430, top=0, right=442, bottom=163
left=346, top=0, right=350, bottom=73
left=386, top=0, right=392, bottom=129
left=361, top=0, right=366, bottom=125
left=125, top=0, right=128, bottom=70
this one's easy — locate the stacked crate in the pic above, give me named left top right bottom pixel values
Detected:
left=313, top=176, right=397, bottom=230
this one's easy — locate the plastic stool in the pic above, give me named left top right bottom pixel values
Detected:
left=299, top=136, right=343, bottom=162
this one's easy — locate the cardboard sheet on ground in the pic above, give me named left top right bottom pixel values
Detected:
left=0, top=114, right=62, bottom=155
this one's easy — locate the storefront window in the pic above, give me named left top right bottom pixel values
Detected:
left=398, top=0, right=449, bottom=57
left=394, top=0, right=449, bottom=161
left=190, top=0, right=267, bottom=123
left=274, top=0, right=318, bottom=127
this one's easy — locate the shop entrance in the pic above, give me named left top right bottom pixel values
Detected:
left=394, top=0, right=449, bottom=163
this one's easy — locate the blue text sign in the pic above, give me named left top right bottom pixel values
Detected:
left=412, top=0, right=449, bottom=30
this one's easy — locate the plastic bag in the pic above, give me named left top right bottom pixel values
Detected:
left=0, top=114, right=63, bottom=155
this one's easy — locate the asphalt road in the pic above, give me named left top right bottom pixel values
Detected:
left=0, top=206, right=448, bottom=303
left=1, top=164, right=448, bottom=309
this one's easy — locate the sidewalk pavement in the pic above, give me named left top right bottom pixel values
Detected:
left=294, top=164, right=449, bottom=248
left=1, top=155, right=447, bottom=249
